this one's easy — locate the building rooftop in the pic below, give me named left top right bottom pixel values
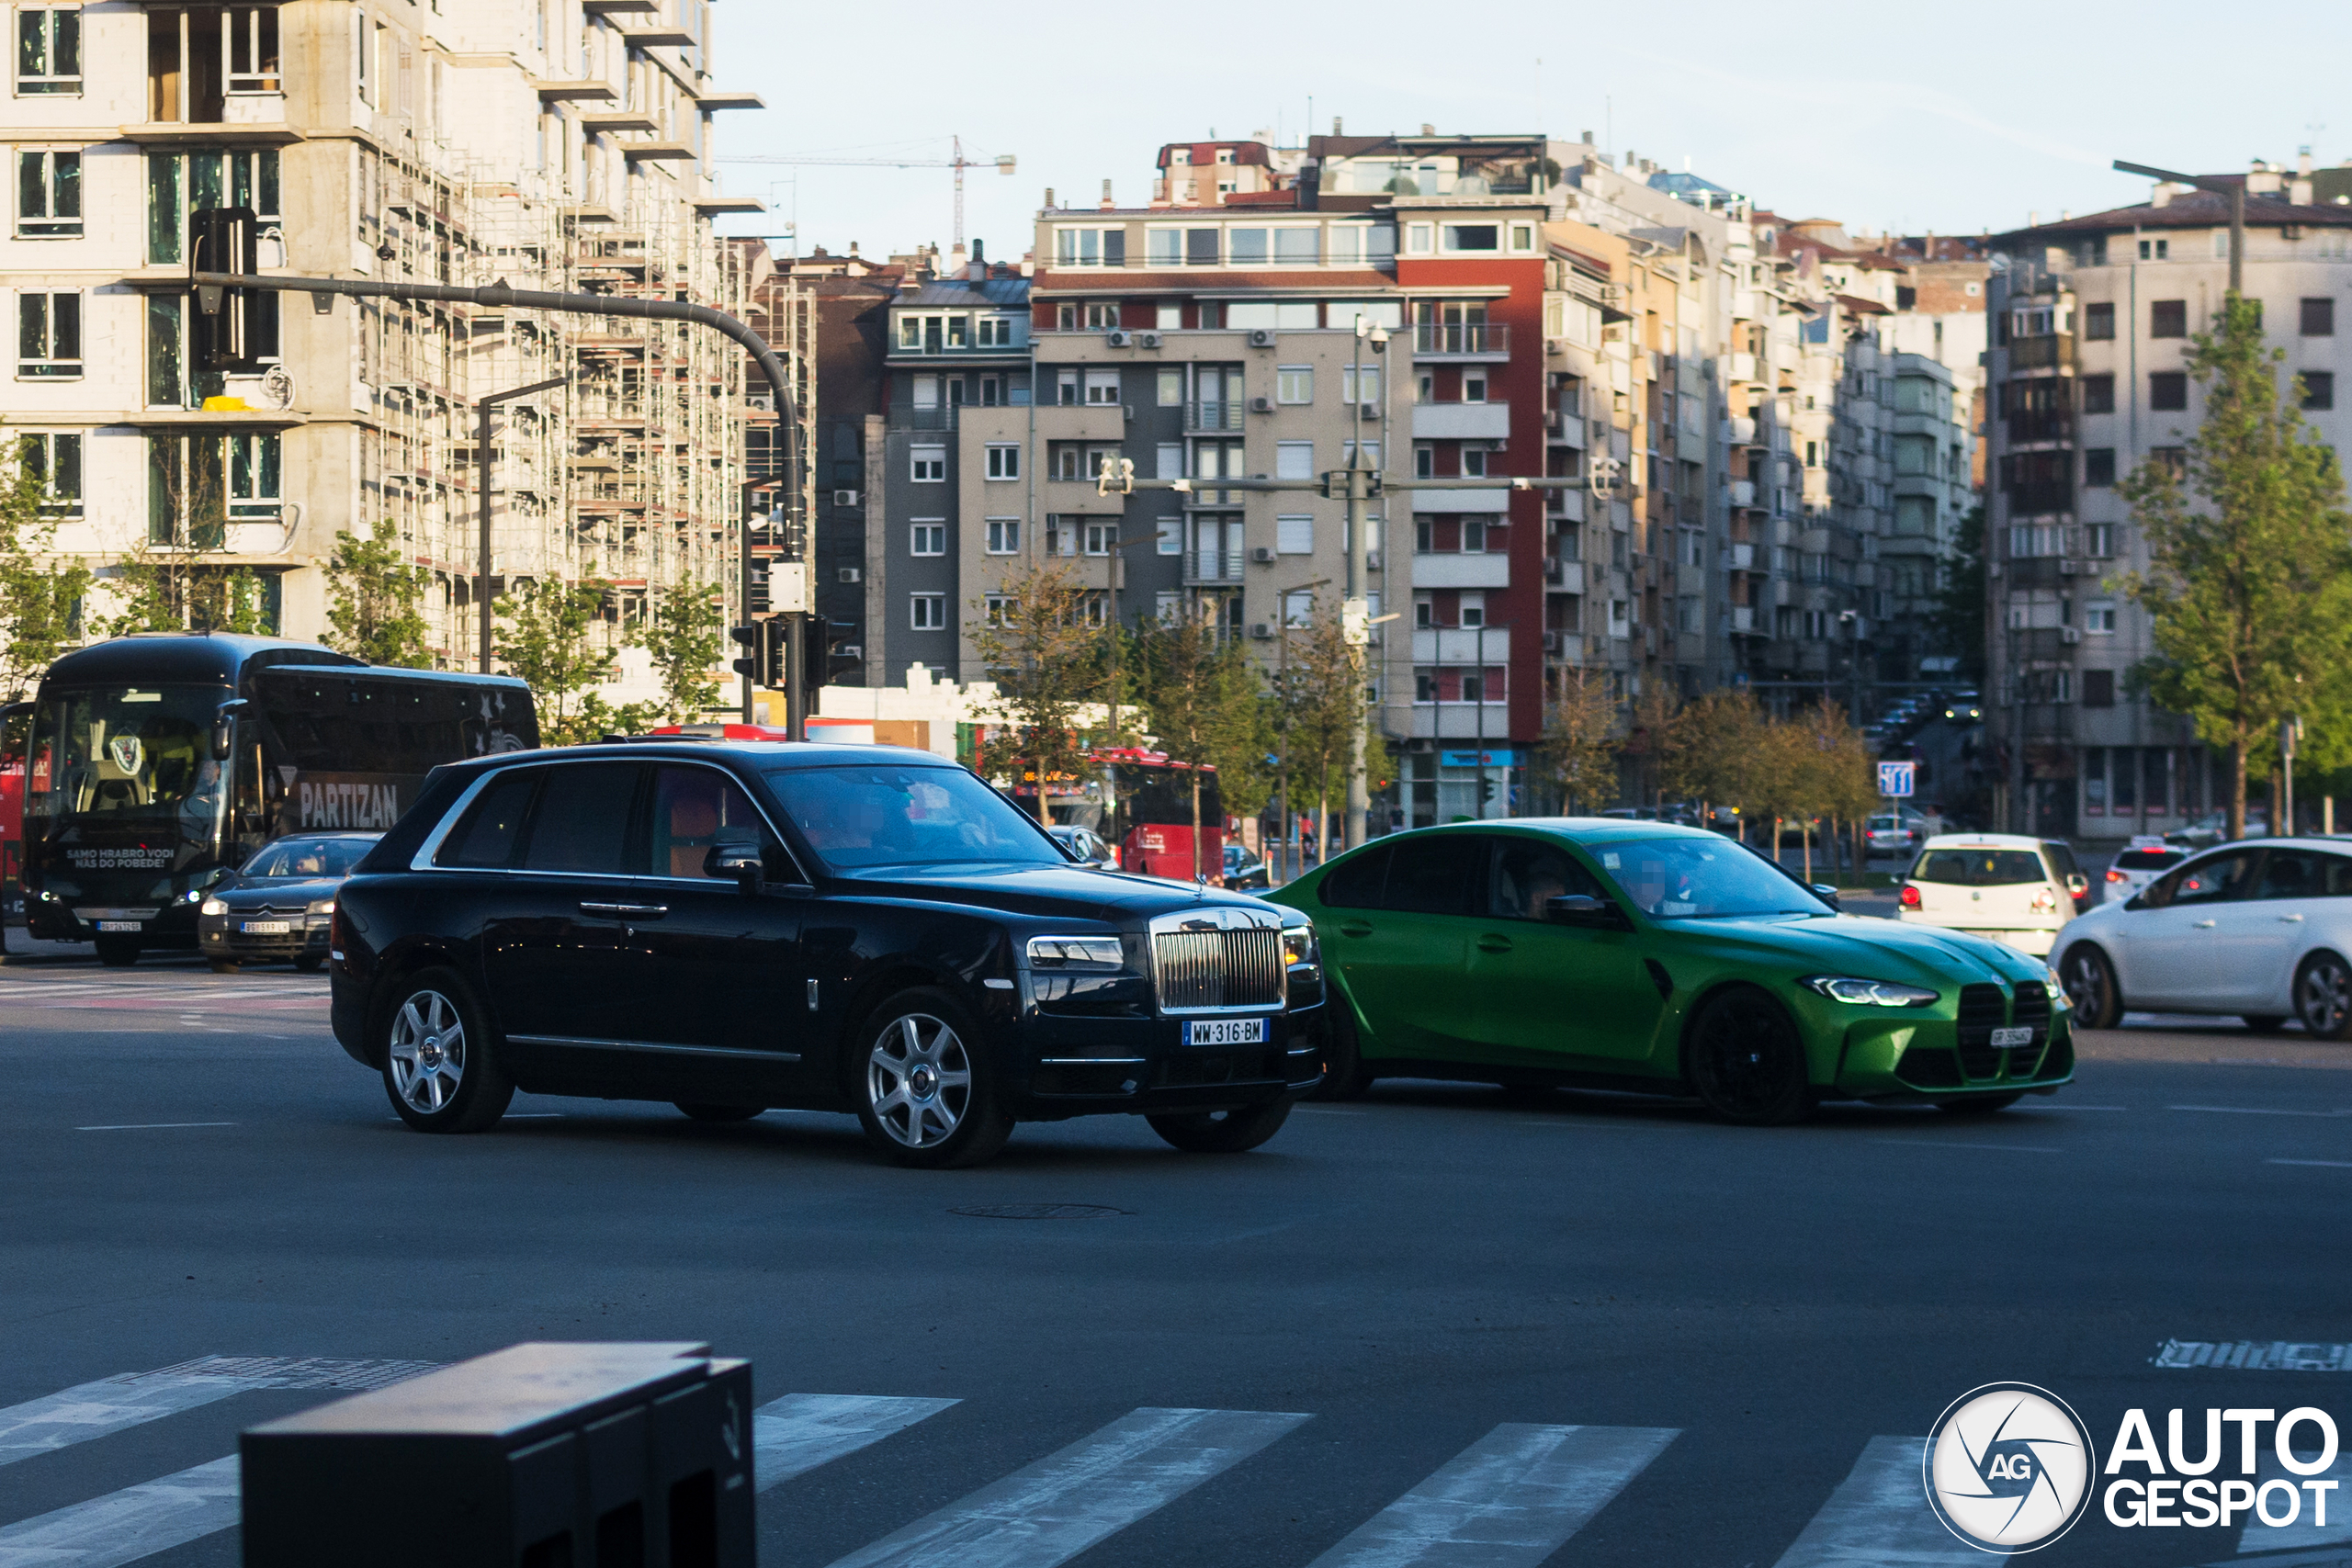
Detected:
left=1990, top=184, right=2352, bottom=245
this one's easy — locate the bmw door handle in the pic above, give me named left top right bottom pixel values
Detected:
left=1476, top=933, right=1513, bottom=953
left=580, top=902, right=668, bottom=920
left=1337, top=920, right=1374, bottom=938
left=2193, top=919, right=2217, bottom=928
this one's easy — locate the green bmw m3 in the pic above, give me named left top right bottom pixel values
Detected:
left=1268, top=819, right=2074, bottom=1123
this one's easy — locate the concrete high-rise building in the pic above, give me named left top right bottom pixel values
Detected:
left=4, top=0, right=773, bottom=697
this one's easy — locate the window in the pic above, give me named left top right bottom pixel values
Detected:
left=1276, top=366, right=1313, bottom=404
left=2303, top=298, right=2336, bottom=337
left=1196, top=300, right=1222, bottom=329
left=145, top=148, right=279, bottom=265
left=1081, top=303, right=1117, bottom=331
left=1276, top=441, right=1314, bottom=479
left=1053, top=227, right=1125, bottom=266
left=1085, top=521, right=1116, bottom=556
left=17, top=291, right=80, bottom=377
left=910, top=593, right=945, bottom=630
left=2149, top=371, right=2188, bottom=412
left=1083, top=368, right=1120, bottom=405
left=1185, top=229, right=1218, bottom=265
left=2085, top=602, right=2116, bottom=634
left=1228, top=228, right=1267, bottom=265
left=1156, top=516, right=1181, bottom=555
left=2086, top=522, right=2116, bottom=558
left=518, top=763, right=638, bottom=875
left=1442, top=224, right=1498, bottom=253
left=1406, top=222, right=1432, bottom=255
left=2080, top=374, right=2115, bottom=414
left=2084, top=448, right=2116, bottom=486
left=1146, top=229, right=1182, bottom=266
left=2137, top=238, right=2168, bottom=262
left=17, top=149, right=79, bottom=237
left=17, top=8, right=82, bottom=95
left=2151, top=299, right=2187, bottom=338
left=985, top=518, right=1020, bottom=554
left=1274, top=227, right=1318, bottom=263
left=2082, top=302, right=2115, bottom=340
left=2302, top=371, right=2335, bottom=411
left=910, top=522, right=945, bottom=557
left=1276, top=514, right=1313, bottom=554
left=1154, top=442, right=1182, bottom=479
left=1461, top=518, right=1488, bottom=553
left=1414, top=444, right=1434, bottom=479
left=2148, top=446, right=2187, bottom=479
left=1463, top=372, right=1487, bottom=403
left=1509, top=223, right=1535, bottom=253
left=23, top=431, right=81, bottom=516
left=1343, top=365, right=1381, bottom=404
left=147, top=5, right=279, bottom=121
left=976, top=315, right=1014, bottom=347
left=984, top=444, right=1019, bottom=480
left=1458, top=591, right=1486, bottom=628
left=910, top=446, right=945, bottom=482
left=1056, top=368, right=1079, bottom=405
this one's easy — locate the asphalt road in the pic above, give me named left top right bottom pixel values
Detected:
left=6, top=948, right=2352, bottom=1567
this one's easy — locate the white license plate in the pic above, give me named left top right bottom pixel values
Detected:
left=96, top=920, right=141, bottom=932
left=1183, top=1017, right=1269, bottom=1046
left=1990, top=1025, right=2034, bottom=1047
left=241, top=920, right=292, bottom=935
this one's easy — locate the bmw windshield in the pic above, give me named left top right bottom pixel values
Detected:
left=1594, top=836, right=1835, bottom=919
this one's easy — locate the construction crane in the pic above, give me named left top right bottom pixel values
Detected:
left=718, top=136, right=1014, bottom=253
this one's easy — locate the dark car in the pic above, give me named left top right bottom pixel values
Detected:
left=1223, top=842, right=1270, bottom=890
left=327, top=741, right=1324, bottom=1168
left=199, top=831, right=381, bottom=972
left=1047, top=824, right=1116, bottom=870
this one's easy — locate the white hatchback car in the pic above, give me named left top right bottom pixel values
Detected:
left=2101, top=839, right=2188, bottom=906
left=2056, top=838, right=2352, bottom=1036
left=1896, top=833, right=2086, bottom=956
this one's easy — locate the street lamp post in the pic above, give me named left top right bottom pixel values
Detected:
left=2113, top=158, right=2245, bottom=295
left=739, top=476, right=786, bottom=728
left=1274, top=575, right=1330, bottom=884
left=475, top=376, right=567, bottom=674
left=1344, top=316, right=1389, bottom=852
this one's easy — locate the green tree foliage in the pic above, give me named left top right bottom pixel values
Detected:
left=322, top=519, right=433, bottom=667
left=2118, top=294, right=2352, bottom=840
left=1532, top=666, right=1623, bottom=814
left=628, top=581, right=725, bottom=723
left=0, top=437, right=91, bottom=701
left=494, top=576, right=657, bottom=744
left=1127, top=604, right=1272, bottom=875
left=100, top=544, right=270, bottom=639
left=1660, top=689, right=1766, bottom=831
left=1271, top=597, right=1387, bottom=842
left=966, top=560, right=1106, bottom=814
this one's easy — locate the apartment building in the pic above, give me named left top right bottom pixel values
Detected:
left=1984, top=157, right=2352, bottom=840
left=4, top=0, right=770, bottom=692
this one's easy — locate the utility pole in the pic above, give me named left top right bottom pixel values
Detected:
left=1344, top=316, right=1388, bottom=850
left=739, top=476, right=785, bottom=728
left=475, top=376, right=567, bottom=675
left=1274, top=576, right=1330, bottom=884
left=2114, top=158, right=2245, bottom=295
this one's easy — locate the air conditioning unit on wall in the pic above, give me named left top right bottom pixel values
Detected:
left=1106, top=330, right=1133, bottom=347
left=1250, top=546, right=1276, bottom=563
left=832, top=489, right=861, bottom=508
left=838, top=567, right=863, bottom=583
left=1250, top=395, right=1274, bottom=413
left=1250, top=623, right=1274, bottom=639
left=1247, top=328, right=1277, bottom=348
left=1136, top=330, right=1163, bottom=348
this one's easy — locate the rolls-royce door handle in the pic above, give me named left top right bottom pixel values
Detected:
left=2192, top=919, right=2217, bottom=929
left=1476, top=933, right=1514, bottom=953
left=2278, top=913, right=2306, bottom=923
left=579, top=902, right=668, bottom=919
left=1336, top=920, right=1374, bottom=938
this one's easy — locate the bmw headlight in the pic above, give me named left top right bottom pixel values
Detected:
left=1801, top=975, right=1939, bottom=1008
left=1282, top=922, right=1318, bottom=968
left=307, top=898, right=336, bottom=916
left=200, top=897, right=228, bottom=916
left=1027, top=934, right=1125, bottom=972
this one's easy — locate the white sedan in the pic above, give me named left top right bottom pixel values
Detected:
left=2056, top=838, right=2352, bottom=1036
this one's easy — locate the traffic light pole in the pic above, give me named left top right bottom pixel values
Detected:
left=478, top=377, right=568, bottom=674
left=740, top=476, right=785, bottom=728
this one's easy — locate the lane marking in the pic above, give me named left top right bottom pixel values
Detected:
left=2170, top=1104, right=2352, bottom=1118
left=2018, top=1102, right=2130, bottom=1111
left=1869, top=1139, right=2061, bottom=1154
left=74, top=1122, right=237, bottom=1133
left=0, top=1453, right=239, bottom=1568
left=823, top=1405, right=1309, bottom=1568
left=754, top=1394, right=961, bottom=1491
left=2156, top=1341, right=2352, bottom=1371
left=2268, top=1158, right=2352, bottom=1168
left=0, top=1358, right=434, bottom=1470
left=1305, top=1422, right=1678, bottom=1568
left=1771, top=1434, right=1983, bottom=1566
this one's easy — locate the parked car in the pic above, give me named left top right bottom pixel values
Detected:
left=1896, top=834, right=2087, bottom=955
left=1046, top=824, right=1116, bottom=870
left=1270, top=820, right=2071, bottom=1123
left=2059, top=839, right=2352, bottom=1036
left=1865, top=809, right=1927, bottom=856
left=1223, top=842, right=1271, bottom=890
left=2102, top=839, right=2188, bottom=905
left=2169, top=810, right=2267, bottom=850
left=328, top=742, right=1325, bottom=1168
left=198, top=832, right=382, bottom=973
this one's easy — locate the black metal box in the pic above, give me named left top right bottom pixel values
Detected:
left=241, top=1341, right=752, bottom=1568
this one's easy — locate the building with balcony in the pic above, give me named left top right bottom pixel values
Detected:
left=4, top=0, right=770, bottom=695
left=1984, top=156, right=2352, bottom=840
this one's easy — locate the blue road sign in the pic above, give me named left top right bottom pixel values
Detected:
left=1879, top=761, right=1917, bottom=798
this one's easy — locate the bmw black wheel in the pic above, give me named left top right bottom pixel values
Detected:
left=1684, top=986, right=1816, bottom=1126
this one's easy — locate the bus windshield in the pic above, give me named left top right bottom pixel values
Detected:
left=28, top=684, right=228, bottom=829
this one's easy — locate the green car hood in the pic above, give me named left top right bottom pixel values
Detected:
left=1661, top=912, right=2041, bottom=988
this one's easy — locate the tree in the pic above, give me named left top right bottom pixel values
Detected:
left=1532, top=666, right=1622, bottom=814
left=2117, top=293, right=2352, bottom=840
left=628, top=581, right=726, bottom=723
left=1623, top=682, right=1680, bottom=807
left=966, top=560, right=1106, bottom=816
left=1128, top=603, right=1271, bottom=877
left=322, top=519, right=433, bottom=667
left=0, top=437, right=91, bottom=702
left=1661, top=689, right=1767, bottom=835
left=494, top=576, right=654, bottom=745
left=1929, top=503, right=1988, bottom=686
left=100, top=544, right=270, bottom=639
left=1273, top=598, right=1385, bottom=849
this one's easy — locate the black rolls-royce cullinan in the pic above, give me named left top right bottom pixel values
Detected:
left=329, top=740, right=1323, bottom=1167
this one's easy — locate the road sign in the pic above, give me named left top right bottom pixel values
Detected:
left=1878, top=761, right=1917, bottom=798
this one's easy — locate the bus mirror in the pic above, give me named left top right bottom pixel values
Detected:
left=210, top=699, right=249, bottom=761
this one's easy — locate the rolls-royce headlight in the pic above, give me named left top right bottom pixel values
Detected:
left=1027, top=934, right=1125, bottom=971
left=1282, top=924, right=1319, bottom=968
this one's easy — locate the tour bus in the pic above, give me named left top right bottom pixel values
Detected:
left=17, top=634, right=536, bottom=964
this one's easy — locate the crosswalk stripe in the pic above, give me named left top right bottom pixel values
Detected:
left=0, top=1359, right=433, bottom=1470
left=755, top=1394, right=961, bottom=1491
left=822, top=1405, right=1310, bottom=1568
left=1305, top=1422, right=1678, bottom=1568
left=1771, top=1435, right=1981, bottom=1566
left=0, top=1454, right=238, bottom=1568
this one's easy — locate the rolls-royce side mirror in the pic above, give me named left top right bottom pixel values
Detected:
left=705, top=841, right=763, bottom=895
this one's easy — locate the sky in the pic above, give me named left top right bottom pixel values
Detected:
left=707, top=0, right=2349, bottom=263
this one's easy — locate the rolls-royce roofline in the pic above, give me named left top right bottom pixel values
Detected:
left=431, top=739, right=951, bottom=772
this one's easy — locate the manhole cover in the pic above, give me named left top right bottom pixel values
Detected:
left=949, top=1203, right=1130, bottom=1220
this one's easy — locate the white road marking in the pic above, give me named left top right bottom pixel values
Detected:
left=822, top=1405, right=1309, bottom=1568
left=74, top=1122, right=237, bottom=1132
left=2156, top=1341, right=2352, bottom=1371
left=0, top=1453, right=238, bottom=1568
left=1869, top=1139, right=2061, bottom=1154
left=1305, top=1422, right=1677, bottom=1568
left=1770, top=1435, right=1982, bottom=1566
left=2171, top=1104, right=2352, bottom=1118
left=2269, top=1159, right=2352, bottom=1168
left=754, top=1394, right=961, bottom=1491
left=0, top=1375, right=248, bottom=1469
left=2017, top=1102, right=2131, bottom=1111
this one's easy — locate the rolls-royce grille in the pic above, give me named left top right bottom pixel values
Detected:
left=1154, top=927, right=1284, bottom=1012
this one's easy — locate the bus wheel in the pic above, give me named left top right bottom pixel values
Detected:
left=95, top=937, right=140, bottom=967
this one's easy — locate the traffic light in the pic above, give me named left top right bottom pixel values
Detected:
left=1481, top=777, right=1498, bottom=804
left=822, top=619, right=861, bottom=684
left=729, top=620, right=786, bottom=688
left=729, top=622, right=760, bottom=681
left=189, top=206, right=259, bottom=371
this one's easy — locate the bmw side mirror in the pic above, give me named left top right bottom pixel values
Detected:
left=1811, top=883, right=1842, bottom=911
left=1545, top=894, right=1630, bottom=930
left=705, top=840, right=763, bottom=895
